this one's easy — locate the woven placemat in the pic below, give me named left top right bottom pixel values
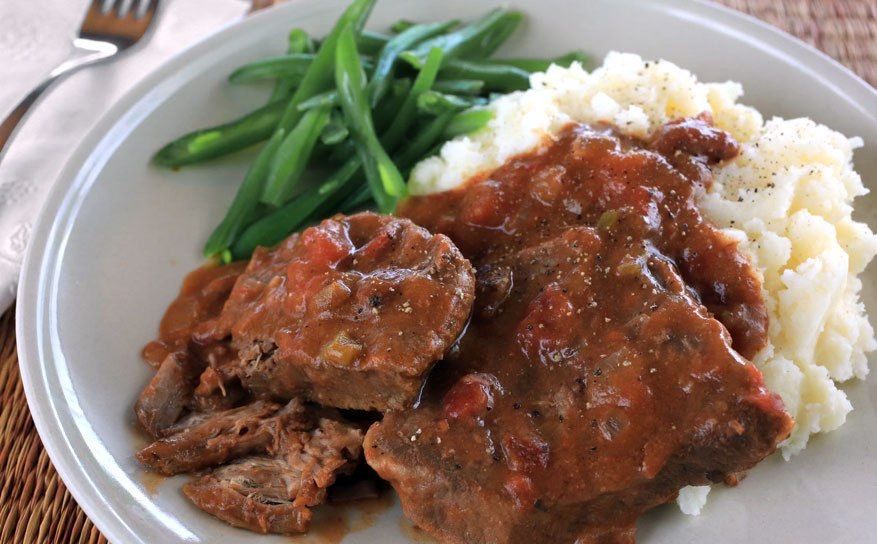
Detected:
left=1, top=1, right=874, bottom=542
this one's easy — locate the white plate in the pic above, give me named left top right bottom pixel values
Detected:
left=16, top=0, right=877, bottom=542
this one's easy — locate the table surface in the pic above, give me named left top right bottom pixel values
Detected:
left=1, top=0, right=875, bottom=542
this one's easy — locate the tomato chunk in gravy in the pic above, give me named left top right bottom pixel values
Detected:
left=365, top=118, right=793, bottom=543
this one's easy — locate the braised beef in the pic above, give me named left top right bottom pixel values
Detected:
left=365, top=119, right=793, bottom=543
left=136, top=400, right=286, bottom=476
left=184, top=458, right=313, bottom=534
left=136, top=391, right=364, bottom=534
left=183, top=416, right=363, bottom=534
left=134, top=117, right=793, bottom=541
left=133, top=212, right=475, bottom=534
left=134, top=352, right=202, bottom=437
left=197, top=212, right=475, bottom=411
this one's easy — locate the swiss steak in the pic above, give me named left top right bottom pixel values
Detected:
left=366, top=119, right=793, bottom=543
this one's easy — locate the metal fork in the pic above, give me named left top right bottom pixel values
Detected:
left=0, top=0, right=161, bottom=160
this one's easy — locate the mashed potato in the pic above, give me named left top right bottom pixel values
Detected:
left=410, top=52, right=877, bottom=509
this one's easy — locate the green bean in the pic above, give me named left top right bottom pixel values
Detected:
left=358, top=30, right=390, bottom=55
left=321, top=111, right=349, bottom=145
left=300, top=171, right=365, bottom=225
left=229, top=54, right=314, bottom=84
left=277, top=0, right=376, bottom=133
left=335, top=25, right=405, bottom=211
left=154, top=31, right=318, bottom=167
left=231, top=54, right=375, bottom=84
left=390, top=19, right=417, bottom=34
left=340, top=51, right=453, bottom=213
left=288, top=28, right=317, bottom=55
left=380, top=47, right=444, bottom=151
left=338, top=184, right=372, bottom=213
left=316, top=159, right=361, bottom=197
left=180, top=5, right=594, bottom=260
left=153, top=99, right=286, bottom=167
left=366, top=20, right=458, bottom=107
left=231, top=157, right=361, bottom=259
left=340, top=109, right=460, bottom=212
left=416, top=91, right=472, bottom=116
left=494, top=51, right=590, bottom=73
left=443, top=108, right=493, bottom=138
left=403, top=9, right=523, bottom=68
left=297, top=89, right=339, bottom=111
left=309, top=78, right=413, bottom=164
left=203, top=128, right=286, bottom=258
left=325, top=77, right=410, bottom=165
left=228, top=0, right=374, bottom=243
left=270, top=29, right=317, bottom=101
left=396, top=110, right=456, bottom=170
left=438, top=58, right=531, bottom=92
left=374, top=78, right=411, bottom=132
left=261, top=104, right=332, bottom=206
left=433, top=79, right=485, bottom=95
left=472, top=11, right=523, bottom=59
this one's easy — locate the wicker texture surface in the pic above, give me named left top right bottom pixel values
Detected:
left=1, top=1, right=874, bottom=542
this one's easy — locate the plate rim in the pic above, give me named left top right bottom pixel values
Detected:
left=15, top=1, right=877, bottom=542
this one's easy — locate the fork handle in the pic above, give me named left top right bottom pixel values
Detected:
left=0, top=83, right=55, bottom=160
left=0, top=40, right=118, bottom=162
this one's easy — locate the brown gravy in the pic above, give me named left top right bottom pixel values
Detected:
left=139, top=470, right=166, bottom=496
left=290, top=492, right=396, bottom=544
left=142, top=261, right=245, bottom=367
left=137, top=117, right=792, bottom=543
left=401, top=120, right=767, bottom=359
left=365, top=119, right=792, bottom=543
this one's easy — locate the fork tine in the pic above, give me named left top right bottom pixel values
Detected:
left=134, top=0, right=157, bottom=20
left=82, top=0, right=159, bottom=42
left=92, top=0, right=111, bottom=14
left=114, top=0, right=135, bottom=18
left=134, top=0, right=147, bottom=19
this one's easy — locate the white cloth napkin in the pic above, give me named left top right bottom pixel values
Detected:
left=0, top=0, right=250, bottom=313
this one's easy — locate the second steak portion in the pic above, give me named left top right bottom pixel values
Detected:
left=368, top=120, right=794, bottom=543
left=197, top=212, right=476, bottom=411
